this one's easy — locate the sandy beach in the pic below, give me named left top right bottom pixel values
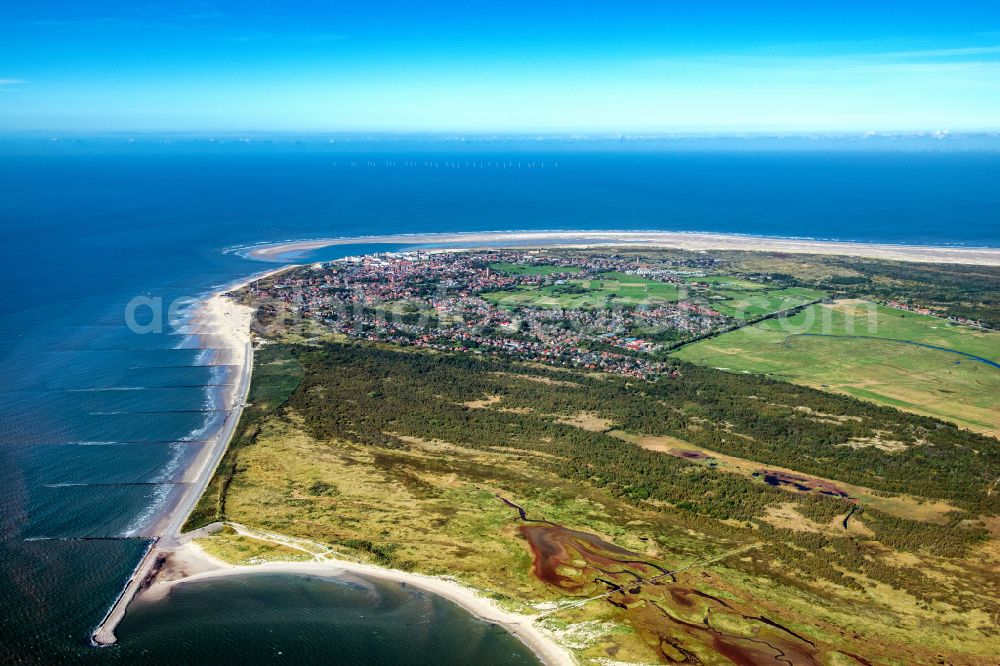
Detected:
left=143, top=540, right=576, bottom=666
left=145, top=266, right=300, bottom=537
left=245, top=230, right=1000, bottom=266
left=169, top=293, right=253, bottom=487
left=92, top=268, right=291, bottom=645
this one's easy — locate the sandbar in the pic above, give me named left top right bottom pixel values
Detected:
left=244, top=230, right=1000, bottom=266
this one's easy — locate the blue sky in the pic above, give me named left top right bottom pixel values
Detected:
left=2, top=1, right=1000, bottom=132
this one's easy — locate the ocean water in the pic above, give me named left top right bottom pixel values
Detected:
left=1, top=141, right=999, bottom=663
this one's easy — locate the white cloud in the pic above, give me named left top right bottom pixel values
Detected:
left=0, top=79, right=26, bottom=86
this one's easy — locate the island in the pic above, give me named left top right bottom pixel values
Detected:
left=104, top=240, right=1000, bottom=665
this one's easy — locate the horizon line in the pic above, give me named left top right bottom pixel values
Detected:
left=3, top=129, right=1000, bottom=139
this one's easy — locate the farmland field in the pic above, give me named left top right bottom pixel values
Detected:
left=673, top=300, right=1000, bottom=434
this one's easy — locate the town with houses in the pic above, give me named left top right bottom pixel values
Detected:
left=240, top=249, right=986, bottom=382
left=241, top=250, right=737, bottom=380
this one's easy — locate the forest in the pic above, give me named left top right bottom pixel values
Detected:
left=284, top=342, right=998, bottom=515
left=220, top=340, right=995, bottom=568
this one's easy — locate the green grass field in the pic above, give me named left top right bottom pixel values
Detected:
left=488, top=262, right=582, bottom=275
left=685, top=275, right=767, bottom=290
left=673, top=300, right=1000, bottom=434
left=804, top=300, right=998, bottom=358
left=482, top=276, right=681, bottom=309
left=482, top=271, right=823, bottom=317
left=704, top=286, right=825, bottom=319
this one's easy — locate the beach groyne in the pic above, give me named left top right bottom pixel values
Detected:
left=91, top=541, right=159, bottom=645
left=91, top=292, right=255, bottom=646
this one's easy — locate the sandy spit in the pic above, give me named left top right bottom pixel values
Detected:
left=244, top=230, right=1000, bottom=266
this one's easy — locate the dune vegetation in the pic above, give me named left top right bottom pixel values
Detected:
left=188, top=249, right=1000, bottom=664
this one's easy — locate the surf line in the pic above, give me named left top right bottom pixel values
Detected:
left=90, top=285, right=258, bottom=646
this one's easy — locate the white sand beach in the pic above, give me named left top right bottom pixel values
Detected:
left=246, top=230, right=1000, bottom=266
left=173, top=294, right=253, bottom=485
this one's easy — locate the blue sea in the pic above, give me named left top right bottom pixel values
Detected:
left=1, top=139, right=999, bottom=663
